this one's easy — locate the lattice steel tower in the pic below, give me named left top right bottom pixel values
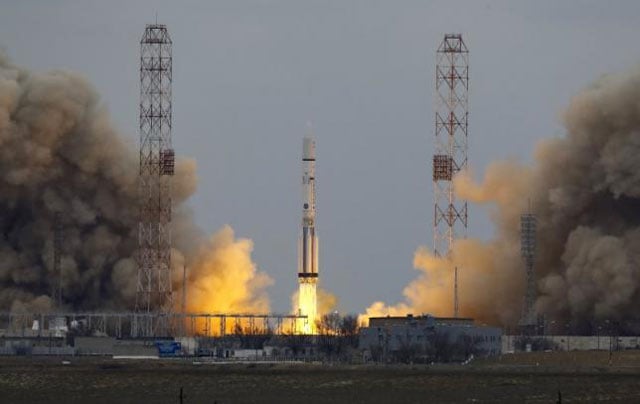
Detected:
left=520, top=212, right=537, bottom=328
left=433, top=34, right=469, bottom=258
left=52, top=212, right=63, bottom=308
left=136, top=24, right=175, bottom=329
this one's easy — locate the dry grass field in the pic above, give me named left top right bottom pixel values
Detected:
left=1, top=351, right=640, bottom=403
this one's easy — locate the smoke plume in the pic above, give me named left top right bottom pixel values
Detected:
left=366, top=67, right=640, bottom=329
left=178, top=225, right=272, bottom=314
left=0, top=52, right=271, bottom=313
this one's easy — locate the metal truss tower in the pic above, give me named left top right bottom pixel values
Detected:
left=520, top=212, right=537, bottom=328
left=52, top=212, right=63, bottom=308
left=433, top=34, right=469, bottom=258
left=136, top=23, right=175, bottom=335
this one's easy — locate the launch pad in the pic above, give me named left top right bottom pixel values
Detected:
left=0, top=311, right=308, bottom=339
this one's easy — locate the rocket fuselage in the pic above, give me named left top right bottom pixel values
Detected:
left=299, top=137, right=318, bottom=281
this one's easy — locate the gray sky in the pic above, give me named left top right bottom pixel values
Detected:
left=1, top=0, right=639, bottom=314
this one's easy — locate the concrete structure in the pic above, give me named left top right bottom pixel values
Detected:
left=75, top=337, right=116, bottom=356
left=360, top=315, right=502, bottom=362
left=503, top=335, right=640, bottom=353
left=74, top=337, right=158, bottom=357
left=0, top=336, right=70, bottom=356
left=225, top=348, right=267, bottom=360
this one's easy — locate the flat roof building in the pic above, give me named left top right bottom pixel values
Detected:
left=360, top=314, right=502, bottom=363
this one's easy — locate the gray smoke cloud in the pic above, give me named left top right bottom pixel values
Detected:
left=0, top=52, right=271, bottom=314
left=532, top=69, right=640, bottom=328
left=457, top=67, right=640, bottom=329
left=366, top=67, right=640, bottom=332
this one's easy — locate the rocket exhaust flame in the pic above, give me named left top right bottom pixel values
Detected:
left=297, top=281, right=317, bottom=334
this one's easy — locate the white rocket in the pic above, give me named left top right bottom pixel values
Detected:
left=297, top=136, right=318, bottom=333
left=299, top=136, right=318, bottom=279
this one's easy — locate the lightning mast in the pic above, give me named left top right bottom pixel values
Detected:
left=520, top=211, right=537, bottom=331
left=52, top=212, right=63, bottom=308
left=136, top=23, right=174, bottom=336
left=433, top=34, right=468, bottom=317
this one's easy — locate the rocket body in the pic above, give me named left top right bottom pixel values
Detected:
left=298, top=136, right=318, bottom=334
left=299, top=137, right=318, bottom=279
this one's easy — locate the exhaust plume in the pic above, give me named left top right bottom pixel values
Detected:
left=0, top=52, right=271, bottom=313
left=290, top=286, right=336, bottom=334
left=178, top=225, right=272, bottom=314
left=291, top=286, right=337, bottom=315
left=365, top=67, right=640, bottom=329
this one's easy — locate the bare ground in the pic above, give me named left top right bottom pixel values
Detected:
left=1, top=351, right=640, bottom=403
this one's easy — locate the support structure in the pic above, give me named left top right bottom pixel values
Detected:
left=182, top=265, right=187, bottom=314
left=0, top=312, right=306, bottom=339
left=136, top=23, right=174, bottom=337
left=433, top=33, right=469, bottom=258
left=520, top=212, right=537, bottom=330
left=433, top=34, right=469, bottom=317
left=181, top=265, right=187, bottom=336
left=453, top=266, right=459, bottom=318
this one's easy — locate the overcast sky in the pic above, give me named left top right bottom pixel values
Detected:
left=1, top=0, right=639, bottom=314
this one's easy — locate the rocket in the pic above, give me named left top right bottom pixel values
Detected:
left=297, top=136, right=318, bottom=333
left=299, top=136, right=318, bottom=280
